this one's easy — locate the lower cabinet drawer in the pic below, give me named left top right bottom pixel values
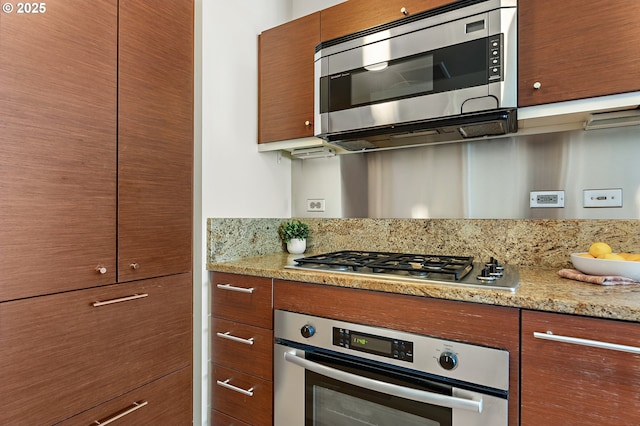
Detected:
left=211, top=272, right=272, bottom=328
left=57, top=367, right=192, bottom=425
left=0, top=274, right=192, bottom=425
left=212, top=410, right=251, bottom=426
left=212, top=317, right=273, bottom=380
left=213, top=365, right=272, bottom=426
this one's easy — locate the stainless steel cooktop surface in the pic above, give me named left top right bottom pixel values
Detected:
left=285, top=250, right=520, bottom=291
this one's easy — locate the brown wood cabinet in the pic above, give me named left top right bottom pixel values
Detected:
left=0, top=0, right=193, bottom=423
left=0, top=0, right=194, bottom=297
left=518, top=0, right=640, bottom=107
left=320, top=0, right=452, bottom=41
left=274, top=280, right=521, bottom=426
left=58, top=367, right=192, bottom=426
left=118, top=0, right=194, bottom=283
left=0, top=0, right=118, bottom=301
left=211, top=272, right=274, bottom=425
left=258, top=12, right=320, bottom=144
left=0, top=274, right=192, bottom=425
left=521, top=310, right=640, bottom=425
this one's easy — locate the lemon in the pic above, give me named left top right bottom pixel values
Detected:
left=578, top=253, right=595, bottom=258
left=602, top=253, right=625, bottom=261
left=589, top=242, right=613, bottom=258
left=627, top=254, right=640, bottom=262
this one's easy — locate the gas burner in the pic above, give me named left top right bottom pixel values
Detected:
left=288, top=250, right=520, bottom=291
left=330, top=265, right=350, bottom=271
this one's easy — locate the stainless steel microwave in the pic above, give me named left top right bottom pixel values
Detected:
left=314, top=0, right=518, bottom=152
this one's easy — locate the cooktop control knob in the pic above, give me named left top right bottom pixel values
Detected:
left=301, top=324, right=316, bottom=338
left=439, top=351, right=458, bottom=370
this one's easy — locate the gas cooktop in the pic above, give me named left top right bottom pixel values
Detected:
left=285, top=250, right=520, bottom=291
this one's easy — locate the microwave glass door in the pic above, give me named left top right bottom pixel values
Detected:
left=304, top=352, right=452, bottom=426
left=322, top=37, right=490, bottom=114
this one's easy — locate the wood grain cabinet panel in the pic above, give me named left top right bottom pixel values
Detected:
left=320, top=0, right=452, bottom=41
left=212, top=410, right=252, bottom=426
left=258, top=12, right=320, bottom=144
left=518, top=0, right=640, bottom=106
left=0, top=274, right=192, bottom=425
left=212, top=272, right=273, bottom=328
left=213, top=318, right=273, bottom=380
left=0, top=0, right=118, bottom=301
left=521, top=310, right=640, bottom=425
left=57, top=367, right=192, bottom=426
left=212, top=272, right=274, bottom=425
left=117, top=0, right=194, bottom=282
left=213, top=365, right=273, bottom=426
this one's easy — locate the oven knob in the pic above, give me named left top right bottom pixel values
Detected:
left=439, top=351, right=458, bottom=370
left=300, top=324, right=315, bottom=338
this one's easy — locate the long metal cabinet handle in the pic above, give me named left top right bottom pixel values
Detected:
left=216, top=379, right=254, bottom=397
left=533, top=331, right=640, bottom=354
left=284, top=352, right=483, bottom=413
left=92, top=293, right=149, bottom=307
left=216, top=331, right=255, bottom=345
left=92, top=400, right=148, bottom=425
left=216, top=283, right=254, bottom=294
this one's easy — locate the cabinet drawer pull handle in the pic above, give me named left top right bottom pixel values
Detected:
left=217, top=331, right=255, bottom=345
left=92, top=400, right=148, bottom=425
left=92, top=293, right=149, bottom=307
left=533, top=331, right=640, bottom=354
left=533, top=81, right=542, bottom=89
left=216, top=283, right=254, bottom=294
left=216, top=379, right=254, bottom=397
left=130, top=262, right=140, bottom=270
left=95, top=265, right=108, bottom=274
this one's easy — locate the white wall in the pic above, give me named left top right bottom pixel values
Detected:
left=198, top=2, right=291, bottom=425
left=196, top=1, right=343, bottom=424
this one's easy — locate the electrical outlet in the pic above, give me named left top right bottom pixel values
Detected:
left=307, top=199, right=326, bottom=212
left=530, top=191, right=565, bottom=208
left=583, top=188, right=622, bottom=208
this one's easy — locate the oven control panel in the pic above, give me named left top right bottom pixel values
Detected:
left=333, top=327, right=414, bottom=362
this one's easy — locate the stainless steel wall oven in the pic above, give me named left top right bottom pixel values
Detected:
left=274, top=310, right=509, bottom=425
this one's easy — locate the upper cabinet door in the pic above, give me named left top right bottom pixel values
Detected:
left=320, top=0, right=451, bottom=42
left=0, top=0, right=118, bottom=301
left=519, top=0, right=640, bottom=107
left=117, top=0, right=194, bottom=282
left=258, top=12, right=320, bottom=144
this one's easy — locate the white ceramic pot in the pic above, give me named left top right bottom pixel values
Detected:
left=286, top=238, right=306, bottom=254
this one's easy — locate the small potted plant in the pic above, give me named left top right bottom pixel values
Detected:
left=279, top=219, right=309, bottom=254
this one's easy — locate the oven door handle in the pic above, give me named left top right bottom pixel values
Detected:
left=283, top=351, right=483, bottom=413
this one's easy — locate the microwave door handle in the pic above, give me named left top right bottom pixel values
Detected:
left=283, top=351, right=483, bottom=413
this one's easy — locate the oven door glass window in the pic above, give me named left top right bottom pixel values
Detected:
left=304, top=354, right=452, bottom=426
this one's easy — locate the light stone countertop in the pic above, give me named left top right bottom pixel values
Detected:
left=207, top=253, right=640, bottom=322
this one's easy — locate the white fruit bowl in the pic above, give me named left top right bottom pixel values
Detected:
left=571, top=253, right=640, bottom=281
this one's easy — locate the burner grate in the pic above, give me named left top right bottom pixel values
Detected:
left=294, top=251, right=474, bottom=280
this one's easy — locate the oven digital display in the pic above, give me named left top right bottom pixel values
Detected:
left=351, top=333, right=392, bottom=354
left=333, top=327, right=413, bottom=362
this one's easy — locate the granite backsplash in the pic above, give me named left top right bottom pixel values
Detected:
left=207, top=218, right=640, bottom=268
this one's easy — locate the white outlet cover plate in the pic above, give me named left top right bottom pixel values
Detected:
left=583, top=188, right=622, bottom=208
left=530, top=190, right=565, bottom=208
